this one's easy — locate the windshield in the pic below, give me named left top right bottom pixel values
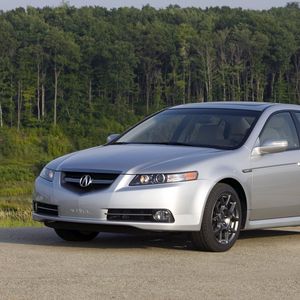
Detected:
left=115, top=108, right=260, bottom=149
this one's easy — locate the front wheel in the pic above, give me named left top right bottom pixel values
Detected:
left=54, top=228, right=99, bottom=242
left=191, top=183, right=242, bottom=252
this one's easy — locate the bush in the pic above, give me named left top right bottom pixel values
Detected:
left=0, top=165, right=34, bottom=181
left=45, top=127, right=73, bottom=157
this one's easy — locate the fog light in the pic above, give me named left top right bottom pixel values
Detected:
left=153, top=210, right=174, bottom=223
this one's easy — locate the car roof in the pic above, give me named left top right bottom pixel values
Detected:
left=170, top=102, right=300, bottom=112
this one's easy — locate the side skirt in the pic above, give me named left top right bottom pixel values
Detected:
left=245, top=216, right=300, bottom=230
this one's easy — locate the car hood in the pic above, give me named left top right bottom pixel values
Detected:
left=49, top=144, right=223, bottom=174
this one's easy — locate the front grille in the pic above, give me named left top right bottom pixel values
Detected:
left=107, top=209, right=175, bottom=223
left=34, top=201, right=58, bottom=216
left=61, top=171, right=120, bottom=193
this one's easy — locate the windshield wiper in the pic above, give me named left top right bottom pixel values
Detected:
left=145, top=142, right=196, bottom=147
left=110, top=141, right=191, bottom=146
left=111, top=141, right=209, bottom=148
left=110, top=142, right=129, bottom=145
left=147, top=142, right=221, bottom=149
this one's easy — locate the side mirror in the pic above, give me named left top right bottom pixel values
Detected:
left=106, top=133, right=120, bottom=143
left=252, top=140, right=288, bottom=156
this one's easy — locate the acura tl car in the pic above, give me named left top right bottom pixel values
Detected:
left=33, top=102, right=300, bottom=252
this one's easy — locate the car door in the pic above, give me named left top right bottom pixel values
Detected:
left=250, top=111, right=300, bottom=220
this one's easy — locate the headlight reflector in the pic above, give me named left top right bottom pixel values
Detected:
left=130, top=171, right=198, bottom=186
left=40, top=167, right=55, bottom=182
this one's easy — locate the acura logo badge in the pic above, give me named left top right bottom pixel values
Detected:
left=79, top=175, right=92, bottom=187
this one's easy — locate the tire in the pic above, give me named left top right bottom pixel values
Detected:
left=54, top=228, right=99, bottom=242
left=191, top=183, right=242, bottom=252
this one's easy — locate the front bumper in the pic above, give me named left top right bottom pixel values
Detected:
left=33, top=173, right=212, bottom=231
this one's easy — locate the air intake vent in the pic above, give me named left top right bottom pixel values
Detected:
left=34, top=201, right=58, bottom=216
left=61, top=171, right=120, bottom=193
left=107, top=209, right=175, bottom=223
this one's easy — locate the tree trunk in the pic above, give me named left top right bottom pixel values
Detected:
left=244, top=68, right=249, bottom=101
left=286, top=73, right=291, bottom=102
left=54, top=65, right=60, bottom=126
left=231, top=77, right=235, bottom=101
left=88, top=79, right=92, bottom=107
left=145, top=72, right=150, bottom=113
left=37, top=63, right=40, bottom=121
left=205, top=47, right=213, bottom=102
left=251, top=74, right=255, bottom=101
left=293, top=54, right=300, bottom=102
left=187, top=62, right=191, bottom=103
left=0, top=103, right=3, bottom=128
left=182, top=61, right=186, bottom=104
left=195, top=78, right=201, bottom=102
left=172, top=66, right=176, bottom=105
left=204, top=81, right=209, bottom=102
left=10, top=76, right=13, bottom=127
left=261, top=85, right=265, bottom=102
left=222, top=70, right=226, bottom=101
left=297, top=69, right=300, bottom=102
left=236, top=72, right=241, bottom=100
left=42, top=83, right=45, bottom=118
left=270, top=72, right=275, bottom=101
left=17, top=80, right=22, bottom=131
left=259, top=81, right=264, bottom=102
left=256, top=79, right=260, bottom=102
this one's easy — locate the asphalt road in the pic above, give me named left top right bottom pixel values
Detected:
left=0, top=227, right=299, bottom=300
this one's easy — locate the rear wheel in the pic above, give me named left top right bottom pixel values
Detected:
left=54, top=228, right=99, bottom=242
left=191, top=183, right=242, bottom=252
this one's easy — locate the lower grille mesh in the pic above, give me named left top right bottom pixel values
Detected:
left=106, top=209, right=174, bottom=223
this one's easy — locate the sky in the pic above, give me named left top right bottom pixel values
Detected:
left=0, top=0, right=292, bottom=11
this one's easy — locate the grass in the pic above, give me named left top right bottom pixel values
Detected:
left=0, top=164, right=37, bottom=197
left=0, top=196, right=42, bottom=227
left=0, top=161, right=43, bottom=227
left=0, top=127, right=72, bottom=227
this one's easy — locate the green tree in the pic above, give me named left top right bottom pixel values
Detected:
left=44, top=27, right=80, bottom=125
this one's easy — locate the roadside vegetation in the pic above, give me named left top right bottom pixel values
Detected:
left=1, top=3, right=300, bottom=226
left=0, top=196, right=41, bottom=227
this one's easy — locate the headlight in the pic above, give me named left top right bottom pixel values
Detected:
left=40, top=167, right=55, bottom=182
left=130, top=171, right=198, bottom=186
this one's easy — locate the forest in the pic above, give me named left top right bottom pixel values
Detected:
left=0, top=3, right=300, bottom=218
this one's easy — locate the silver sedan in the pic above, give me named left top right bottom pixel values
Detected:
left=33, top=102, right=300, bottom=251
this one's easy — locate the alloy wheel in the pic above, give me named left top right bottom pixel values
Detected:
left=211, top=193, right=240, bottom=245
